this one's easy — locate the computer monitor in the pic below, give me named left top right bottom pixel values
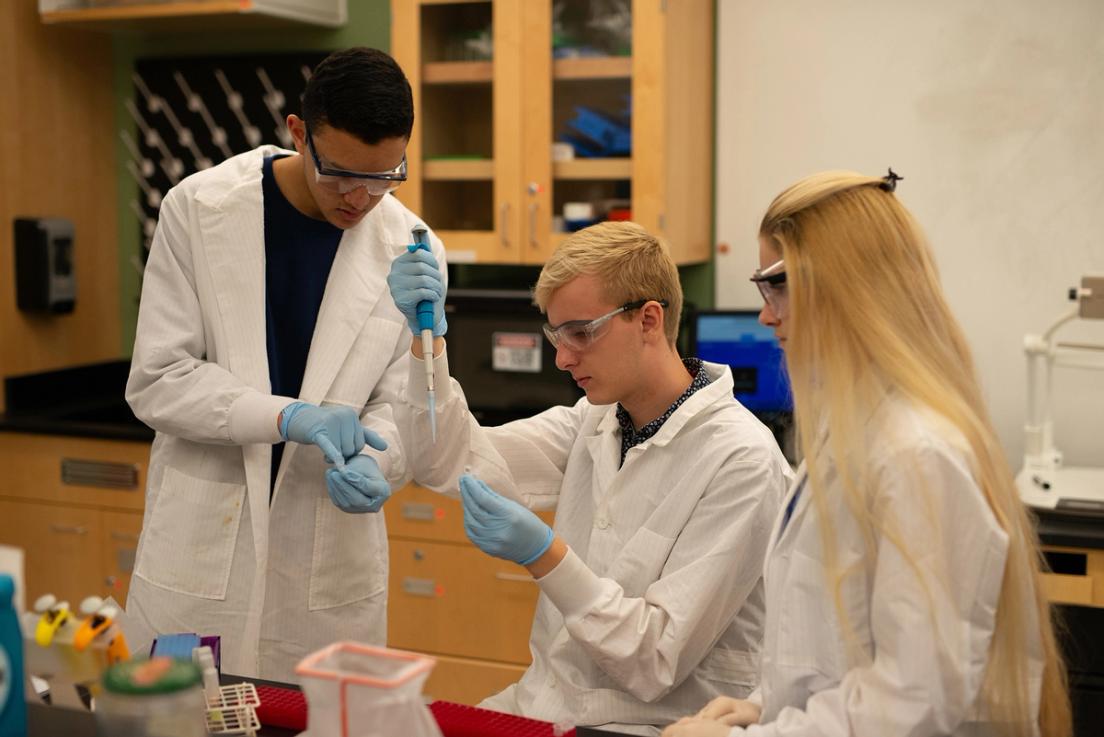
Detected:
left=690, top=310, right=792, bottom=413
left=443, top=289, right=584, bottom=426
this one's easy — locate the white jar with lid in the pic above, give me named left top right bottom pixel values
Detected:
left=95, top=656, right=207, bottom=737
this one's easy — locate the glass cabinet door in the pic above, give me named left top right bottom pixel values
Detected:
left=393, top=0, right=522, bottom=263
left=520, top=0, right=635, bottom=264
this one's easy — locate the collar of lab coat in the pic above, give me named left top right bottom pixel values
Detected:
left=193, top=146, right=403, bottom=403
left=592, top=360, right=736, bottom=445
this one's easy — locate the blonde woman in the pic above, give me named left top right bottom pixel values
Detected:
left=663, top=171, right=1070, bottom=737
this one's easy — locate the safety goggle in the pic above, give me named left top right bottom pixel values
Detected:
left=305, top=125, right=407, bottom=196
left=542, top=298, right=668, bottom=351
left=750, top=258, right=787, bottom=316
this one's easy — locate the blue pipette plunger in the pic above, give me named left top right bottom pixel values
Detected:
left=409, top=226, right=437, bottom=443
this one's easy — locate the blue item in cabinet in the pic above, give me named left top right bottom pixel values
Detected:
left=0, top=575, right=27, bottom=737
left=562, top=106, right=631, bottom=157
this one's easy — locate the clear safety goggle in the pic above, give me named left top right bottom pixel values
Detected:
left=750, top=258, right=787, bottom=316
left=542, top=298, right=668, bottom=351
left=305, top=125, right=407, bottom=196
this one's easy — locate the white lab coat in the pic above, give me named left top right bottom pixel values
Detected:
left=125, top=146, right=446, bottom=681
left=735, top=395, right=1043, bottom=737
left=396, top=354, right=792, bottom=733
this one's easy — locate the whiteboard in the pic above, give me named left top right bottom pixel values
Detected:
left=714, top=0, right=1104, bottom=465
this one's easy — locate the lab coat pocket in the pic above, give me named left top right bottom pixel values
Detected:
left=605, top=527, right=676, bottom=597
left=308, top=498, right=387, bottom=610
left=776, top=549, right=869, bottom=678
left=700, top=648, right=759, bottom=689
left=134, top=467, right=245, bottom=600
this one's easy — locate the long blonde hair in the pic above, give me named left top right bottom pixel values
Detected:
left=760, top=171, right=1070, bottom=737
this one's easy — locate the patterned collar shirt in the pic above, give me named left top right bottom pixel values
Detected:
left=616, top=357, right=712, bottom=467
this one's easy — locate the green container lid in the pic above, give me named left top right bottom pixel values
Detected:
left=103, top=657, right=201, bottom=695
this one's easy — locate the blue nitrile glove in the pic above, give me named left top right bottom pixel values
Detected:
left=459, top=474, right=554, bottom=566
left=387, top=247, right=448, bottom=337
left=279, top=402, right=388, bottom=467
left=324, top=454, right=391, bottom=513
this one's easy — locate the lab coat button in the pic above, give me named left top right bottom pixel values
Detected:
left=595, top=517, right=610, bottom=529
left=547, top=676, right=557, bottom=688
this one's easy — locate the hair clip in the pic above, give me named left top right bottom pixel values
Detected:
left=879, top=168, right=903, bottom=192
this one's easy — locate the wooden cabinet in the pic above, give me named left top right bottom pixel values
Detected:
left=38, top=0, right=346, bottom=30
left=0, top=433, right=148, bottom=607
left=391, top=0, right=714, bottom=265
left=385, top=483, right=554, bottom=704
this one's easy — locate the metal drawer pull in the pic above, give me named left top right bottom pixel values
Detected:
left=50, top=524, right=88, bottom=535
left=110, top=531, right=140, bottom=542
left=402, top=577, right=437, bottom=597
left=495, top=572, right=535, bottom=583
left=117, top=548, right=136, bottom=573
left=401, top=503, right=436, bottom=522
left=61, top=459, right=139, bottom=490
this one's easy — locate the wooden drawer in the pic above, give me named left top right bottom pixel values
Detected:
left=388, top=538, right=539, bottom=664
left=0, top=433, right=147, bottom=511
left=386, top=482, right=556, bottom=545
left=420, top=653, right=526, bottom=706
left=386, top=483, right=468, bottom=544
left=1041, top=546, right=1104, bottom=608
left=0, top=498, right=103, bottom=606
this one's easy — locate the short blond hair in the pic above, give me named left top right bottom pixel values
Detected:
left=533, top=221, right=682, bottom=345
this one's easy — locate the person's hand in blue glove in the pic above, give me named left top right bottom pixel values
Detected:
left=280, top=402, right=388, bottom=467
left=459, top=473, right=554, bottom=566
left=325, top=454, right=392, bottom=513
left=387, top=247, right=448, bottom=337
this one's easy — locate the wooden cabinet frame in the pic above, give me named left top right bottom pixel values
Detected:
left=392, top=0, right=714, bottom=265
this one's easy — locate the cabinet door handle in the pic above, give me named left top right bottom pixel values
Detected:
left=495, top=572, right=535, bottom=583
left=110, top=531, right=139, bottom=542
left=528, top=202, right=540, bottom=250
left=50, top=524, right=88, bottom=536
left=500, top=202, right=511, bottom=249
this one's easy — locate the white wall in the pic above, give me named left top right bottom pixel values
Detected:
left=714, top=0, right=1104, bottom=467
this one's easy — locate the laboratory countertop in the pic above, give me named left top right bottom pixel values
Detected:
left=27, top=672, right=639, bottom=737
left=0, top=360, right=154, bottom=442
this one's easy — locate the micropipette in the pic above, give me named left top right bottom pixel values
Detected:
left=409, top=225, right=437, bottom=443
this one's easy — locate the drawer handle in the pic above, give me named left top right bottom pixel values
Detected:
left=495, top=572, right=535, bottom=584
left=401, top=503, right=437, bottom=522
left=110, top=531, right=139, bottom=542
left=50, top=524, right=88, bottom=536
left=61, top=458, right=139, bottom=490
left=402, top=577, right=437, bottom=597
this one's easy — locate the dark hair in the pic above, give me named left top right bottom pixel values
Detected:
left=301, top=47, right=414, bottom=143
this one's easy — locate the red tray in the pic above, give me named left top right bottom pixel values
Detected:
left=254, top=685, right=575, bottom=737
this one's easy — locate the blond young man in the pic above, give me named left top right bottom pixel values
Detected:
left=387, top=222, right=791, bottom=735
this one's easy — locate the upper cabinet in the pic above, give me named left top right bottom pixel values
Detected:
left=38, top=0, right=346, bottom=30
left=391, top=0, right=714, bottom=265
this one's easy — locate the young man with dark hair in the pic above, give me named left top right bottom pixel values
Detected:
left=126, top=47, right=445, bottom=680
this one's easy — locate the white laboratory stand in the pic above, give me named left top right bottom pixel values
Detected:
left=1016, top=276, right=1104, bottom=514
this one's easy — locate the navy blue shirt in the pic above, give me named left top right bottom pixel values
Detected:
left=262, top=155, right=343, bottom=490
